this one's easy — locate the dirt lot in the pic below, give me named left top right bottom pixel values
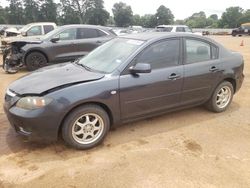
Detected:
left=0, top=36, right=250, bottom=188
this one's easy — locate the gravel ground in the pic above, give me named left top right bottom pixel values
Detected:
left=0, top=36, right=250, bottom=188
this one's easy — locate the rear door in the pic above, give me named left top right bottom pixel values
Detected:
left=119, top=38, right=184, bottom=120
left=181, top=37, right=222, bottom=106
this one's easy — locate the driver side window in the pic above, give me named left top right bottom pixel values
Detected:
left=56, top=28, right=77, bottom=41
left=135, top=39, right=180, bottom=69
left=27, top=26, right=42, bottom=36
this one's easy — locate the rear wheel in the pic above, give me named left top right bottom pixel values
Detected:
left=26, top=52, right=47, bottom=71
left=62, top=105, right=110, bottom=149
left=205, top=81, right=234, bottom=113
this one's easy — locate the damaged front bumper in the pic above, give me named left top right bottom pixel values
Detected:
left=2, top=45, right=24, bottom=73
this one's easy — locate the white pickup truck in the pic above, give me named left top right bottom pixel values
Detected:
left=156, top=25, right=202, bottom=36
left=1, top=22, right=57, bottom=53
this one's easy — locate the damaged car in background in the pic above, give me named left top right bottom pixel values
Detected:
left=2, top=24, right=116, bottom=73
left=0, top=22, right=56, bottom=53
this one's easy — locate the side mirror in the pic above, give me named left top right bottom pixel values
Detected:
left=21, top=31, right=27, bottom=36
left=129, top=63, right=151, bottom=74
left=50, top=37, right=60, bottom=43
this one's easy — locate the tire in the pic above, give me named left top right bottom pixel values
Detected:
left=26, top=52, right=47, bottom=71
left=205, top=81, right=234, bottom=113
left=62, top=105, right=110, bottom=149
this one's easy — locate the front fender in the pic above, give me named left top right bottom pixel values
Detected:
left=45, top=76, right=121, bottom=133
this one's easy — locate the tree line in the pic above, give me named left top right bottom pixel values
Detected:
left=0, top=0, right=249, bottom=28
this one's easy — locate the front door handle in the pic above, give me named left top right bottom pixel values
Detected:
left=96, top=41, right=102, bottom=44
left=168, top=73, right=180, bottom=80
left=209, top=66, right=219, bottom=72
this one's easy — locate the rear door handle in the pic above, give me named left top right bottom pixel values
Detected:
left=96, top=41, right=102, bottom=44
left=209, top=66, right=219, bottom=72
left=168, top=73, right=180, bottom=80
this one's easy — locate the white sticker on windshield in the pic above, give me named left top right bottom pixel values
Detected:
left=126, top=40, right=144, bottom=46
left=116, top=59, right=122, bottom=63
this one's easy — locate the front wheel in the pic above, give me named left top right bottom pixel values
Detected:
left=62, top=105, right=110, bottom=149
left=205, top=81, right=234, bottom=113
left=26, top=52, right=47, bottom=71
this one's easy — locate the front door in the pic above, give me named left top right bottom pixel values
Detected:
left=119, top=38, right=184, bottom=120
left=50, top=28, right=78, bottom=62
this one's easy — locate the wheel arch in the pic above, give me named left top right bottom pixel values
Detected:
left=224, top=77, right=236, bottom=93
left=24, top=50, right=49, bottom=65
left=57, top=101, right=114, bottom=138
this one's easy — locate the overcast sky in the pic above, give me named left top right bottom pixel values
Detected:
left=1, top=0, right=250, bottom=19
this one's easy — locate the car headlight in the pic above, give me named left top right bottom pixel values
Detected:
left=16, top=96, right=53, bottom=110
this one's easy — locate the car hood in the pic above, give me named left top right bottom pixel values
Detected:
left=9, top=63, right=105, bottom=95
left=2, top=36, right=43, bottom=44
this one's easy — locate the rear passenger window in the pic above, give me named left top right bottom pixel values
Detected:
left=44, top=25, right=54, bottom=34
left=77, top=28, right=99, bottom=39
left=136, top=39, right=180, bottom=69
left=185, top=39, right=211, bottom=64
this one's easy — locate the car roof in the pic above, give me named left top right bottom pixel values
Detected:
left=60, top=24, right=110, bottom=30
left=157, top=25, right=188, bottom=28
left=28, top=22, right=56, bottom=25
left=119, top=32, right=205, bottom=41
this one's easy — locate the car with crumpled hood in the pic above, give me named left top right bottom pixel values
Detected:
left=2, top=24, right=116, bottom=73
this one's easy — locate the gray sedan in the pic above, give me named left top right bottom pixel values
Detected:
left=4, top=32, right=244, bottom=149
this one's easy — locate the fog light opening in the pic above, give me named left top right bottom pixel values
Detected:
left=19, top=126, right=31, bottom=135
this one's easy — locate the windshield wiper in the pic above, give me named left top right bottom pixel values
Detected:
left=75, top=61, right=101, bottom=73
left=75, top=60, right=107, bottom=74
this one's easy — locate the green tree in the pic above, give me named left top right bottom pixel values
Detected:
left=107, top=16, right=115, bottom=26
left=141, top=14, right=157, bottom=28
left=39, top=0, right=58, bottom=22
left=70, top=0, right=95, bottom=24
left=155, top=5, right=174, bottom=25
left=112, top=2, right=133, bottom=27
left=209, top=14, right=218, bottom=21
left=185, top=11, right=207, bottom=28
left=58, top=0, right=80, bottom=24
left=85, top=0, right=109, bottom=25
left=0, top=6, right=8, bottom=24
left=219, top=7, right=243, bottom=28
left=7, top=0, right=24, bottom=24
left=23, top=0, right=40, bottom=23
left=132, top=14, right=142, bottom=26
left=238, top=9, right=250, bottom=24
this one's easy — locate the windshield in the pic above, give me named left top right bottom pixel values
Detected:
left=77, top=38, right=144, bottom=73
left=42, top=27, right=62, bottom=40
left=19, top=23, right=33, bottom=32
